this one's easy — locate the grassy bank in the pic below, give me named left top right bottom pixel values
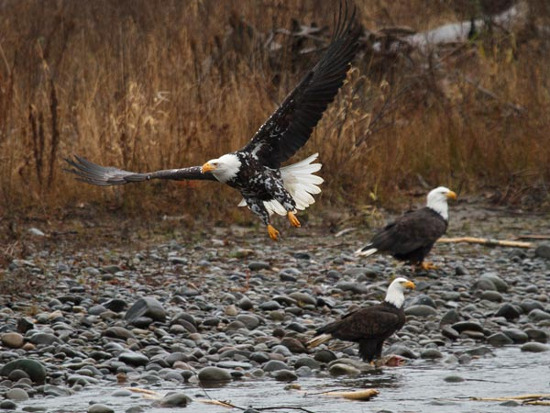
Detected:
left=0, top=0, right=549, bottom=225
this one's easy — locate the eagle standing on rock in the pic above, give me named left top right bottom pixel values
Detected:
left=355, top=186, right=457, bottom=269
left=307, top=277, right=415, bottom=363
left=65, top=2, right=361, bottom=241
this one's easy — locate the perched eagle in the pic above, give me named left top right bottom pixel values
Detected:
left=355, top=186, right=457, bottom=270
left=307, top=277, right=415, bottom=363
left=65, top=3, right=361, bottom=241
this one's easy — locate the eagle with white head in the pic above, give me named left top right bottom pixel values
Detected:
left=66, top=2, right=361, bottom=241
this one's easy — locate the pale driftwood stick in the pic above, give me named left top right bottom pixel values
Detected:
left=437, top=237, right=533, bottom=249
left=516, top=234, right=550, bottom=241
left=321, top=389, right=379, bottom=401
left=470, top=393, right=550, bottom=402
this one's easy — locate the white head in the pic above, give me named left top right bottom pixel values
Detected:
left=384, top=277, right=415, bottom=308
left=426, top=186, right=457, bottom=220
left=201, top=153, right=241, bottom=183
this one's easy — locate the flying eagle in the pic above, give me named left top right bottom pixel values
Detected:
left=65, top=3, right=361, bottom=241
left=307, top=277, right=415, bottom=363
left=355, top=186, right=457, bottom=269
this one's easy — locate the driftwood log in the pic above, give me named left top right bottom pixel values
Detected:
left=437, top=237, right=533, bottom=248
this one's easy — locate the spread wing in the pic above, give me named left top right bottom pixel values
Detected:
left=241, top=1, right=361, bottom=168
left=371, top=208, right=447, bottom=255
left=65, top=155, right=218, bottom=186
left=318, top=304, right=403, bottom=341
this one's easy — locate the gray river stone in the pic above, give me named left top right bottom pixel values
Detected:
left=88, top=404, right=114, bottom=413
left=0, top=359, right=46, bottom=384
left=6, top=388, right=29, bottom=401
left=125, top=297, right=166, bottom=322
left=405, top=305, right=438, bottom=317
left=159, top=392, right=192, bottom=407
left=520, top=342, right=549, bottom=352
left=528, top=309, right=550, bottom=322
left=198, top=366, right=232, bottom=382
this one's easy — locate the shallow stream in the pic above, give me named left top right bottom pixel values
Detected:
left=20, top=346, right=549, bottom=413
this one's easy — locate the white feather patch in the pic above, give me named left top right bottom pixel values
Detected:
left=237, top=153, right=324, bottom=216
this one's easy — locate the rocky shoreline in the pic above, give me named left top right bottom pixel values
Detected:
left=1, top=205, right=549, bottom=412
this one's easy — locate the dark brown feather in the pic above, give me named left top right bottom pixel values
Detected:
left=242, top=1, right=361, bottom=168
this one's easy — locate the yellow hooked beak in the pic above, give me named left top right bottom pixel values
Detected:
left=404, top=280, right=416, bottom=290
left=201, top=162, right=216, bottom=173
left=446, top=190, right=457, bottom=200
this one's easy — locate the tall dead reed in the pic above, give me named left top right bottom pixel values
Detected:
left=0, top=0, right=548, bottom=224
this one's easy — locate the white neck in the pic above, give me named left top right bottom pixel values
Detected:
left=427, top=198, right=448, bottom=220
left=385, top=283, right=406, bottom=308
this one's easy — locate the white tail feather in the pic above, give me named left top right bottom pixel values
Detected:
left=307, top=333, right=333, bottom=349
left=238, top=153, right=324, bottom=216
left=354, top=245, right=378, bottom=257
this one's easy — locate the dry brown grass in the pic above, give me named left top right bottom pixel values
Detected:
left=0, top=0, right=549, bottom=228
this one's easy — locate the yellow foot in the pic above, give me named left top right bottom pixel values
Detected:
left=287, top=211, right=301, bottom=228
left=267, top=224, right=280, bottom=241
left=420, top=261, right=438, bottom=271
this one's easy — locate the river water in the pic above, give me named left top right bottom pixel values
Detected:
left=19, top=346, right=549, bottom=413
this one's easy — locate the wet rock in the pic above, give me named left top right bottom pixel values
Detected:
left=103, top=326, right=135, bottom=339
left=471, top=278, right=497, bottom=291
left=103, top=299, right=128, bottom=313
left=441, top=325, right=460, bottom=340
left=272, top=369, right=298, bottom=381
left=125, top=297, right=166, bottom=323
left=88, top=404, right=114, bottom=413
left=0, top=400, right=17, bottom=410
left=454, top=265, right=469, bottom=275
left=487, top=332, right=514, bottom=346
left=528, top=309, right=550, bottom=322
left=159, top=392, right=192, bottom=407
left=420, top=348, right=443, bottom=359
left=534, top=244, right=550, bottom=259
left=29, top=332, right=60, bottom=345
left=249, top=261, right=270, bottom=271
left=525, top=328, right=548, bottom=343
left=520, top=342, right=549, bottom=352
left=480, top=273, right=508, bottom=292
left=405, top=305, right=438, bottom=317
left=444, top=375, right=465, bottom=383
left=16, top=317, right=34, bottom=333
left=440, top=309, right=461, bottom=325
left=118, top=351, right=149, bottom=366
left=502, top=328, right=528, bottom=343
left=335, top=282, right=368, bottom=294
left=1, top=332, right=24, bottom=348
left=6, top=388, right=29, bottom=401
left=198, top=366, right=232, bottom=382
left=237, top=314, right=261, bottom=330
left=410, top=294, right=437, bottom=308
left=238, top=297, right=254, bottom=311
left=329, top=363, right=361, bottom=376
left=480, top=291, right=503, bottom=302
left=385, top=344, right=419, bottom=359
left=294, top=357, right=321, bottom=370
left=281, top=337, right=307, bottom=354
left=263, top=360, right=289, bottom=372
left=520, top=299, right=545, bottom=313
left=259, top=301, right=281, bottom=311
left=495, top=303, right=521, bottom=320
left=451, top=321, right=484, bottom=334
left=1, top=359, right=46, bottom=384
left=288, top=292, right=316, bottom=306
left=313, top=349, right=337, bottom=363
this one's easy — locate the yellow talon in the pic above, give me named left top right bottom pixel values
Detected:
left=420, top=262, right=438, bottom=271
left=287, top=211, right=301, bottom=228
left=267, top=224, right=280, bottom=241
